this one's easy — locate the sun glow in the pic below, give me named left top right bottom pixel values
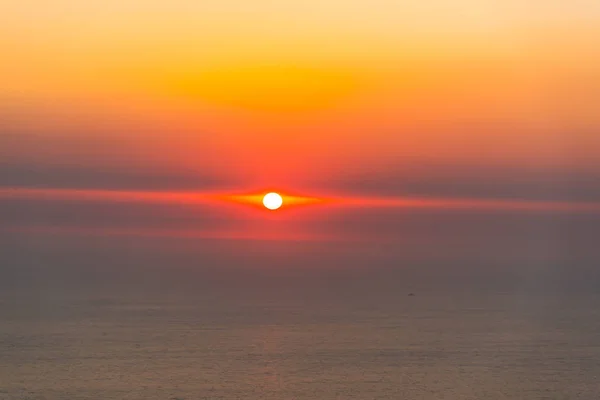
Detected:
left=263, top=192, right=283, bottom=210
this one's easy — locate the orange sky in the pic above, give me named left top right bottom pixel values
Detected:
left=2, top=1, right=599, bottom=182
left=1, top=0, right=600, bottom=247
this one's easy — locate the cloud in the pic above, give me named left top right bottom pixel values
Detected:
left=317, top=162, right=600, bottom=203
left=0, top=161, right=231, bottom=190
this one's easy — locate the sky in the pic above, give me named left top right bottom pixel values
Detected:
left=1, top=1, right=600, bottom=287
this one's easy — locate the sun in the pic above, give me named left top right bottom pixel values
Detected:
left=263, top=192, right=283, bottom=210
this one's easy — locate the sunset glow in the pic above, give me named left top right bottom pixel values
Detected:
left=0, top=0, right=599, bottom=244
left=3, top=3, right=600, bottom=398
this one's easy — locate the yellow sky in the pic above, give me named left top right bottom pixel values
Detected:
left=3, top=0, right=599, bottom=98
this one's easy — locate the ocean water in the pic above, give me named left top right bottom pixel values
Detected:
left=2, top=283, right=600, bottom=400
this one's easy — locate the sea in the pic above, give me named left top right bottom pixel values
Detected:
left=2, top=272, right=599, bottom=400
